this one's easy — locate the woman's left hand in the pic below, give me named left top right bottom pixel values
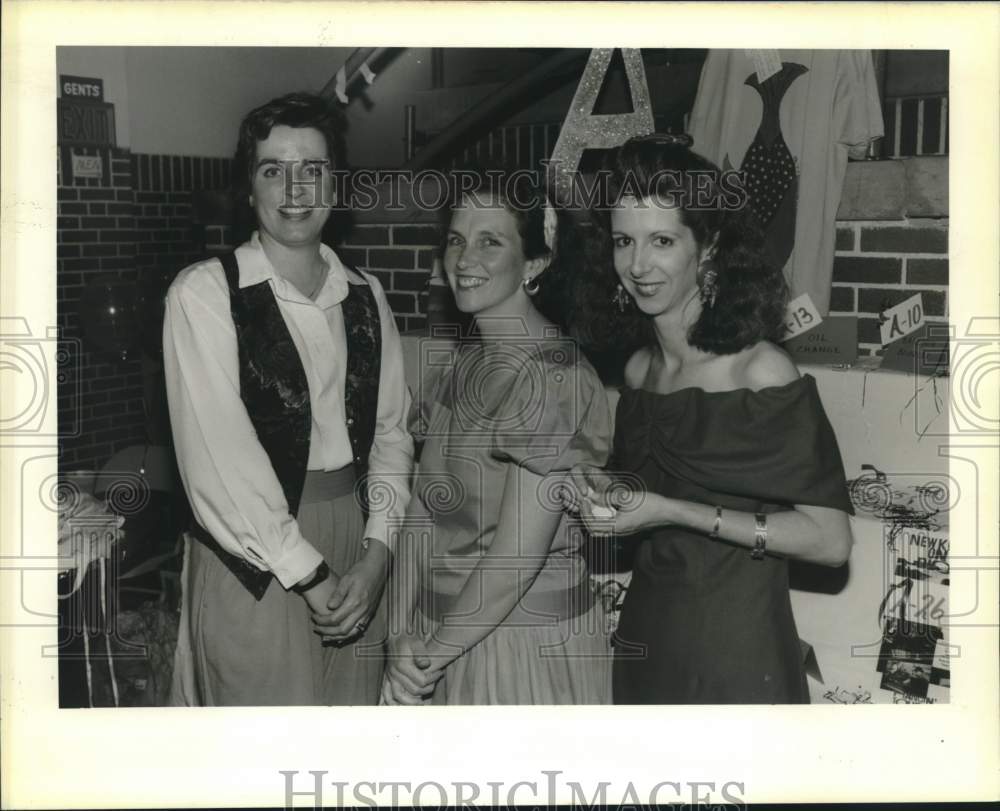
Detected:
left=578, top=490, right=671, bottom=538
left=382, top=635, right=442, bottom=704
left=312, top=541, right=389, bottom=642
left=560, top=463, right=617, bottom=515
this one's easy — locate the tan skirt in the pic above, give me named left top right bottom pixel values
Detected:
left=169, top=468, right=385, bottom=706
left=419, top=592, right=613, bottom=705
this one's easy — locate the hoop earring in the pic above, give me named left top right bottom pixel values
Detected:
left=522, top=276, right=540, bottom=296
left=612, top=283, right=631, bottom=313
left=698, top=259, right=719, bottom=309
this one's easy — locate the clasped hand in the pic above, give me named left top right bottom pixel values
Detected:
left=309, top=545, right=389, bottom=643
left=559, top=463, right=666, bottom=537
left=381, top=635, right=445, bottom=705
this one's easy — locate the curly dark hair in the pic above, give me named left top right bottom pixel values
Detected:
left=437, top=162, right=581, bottom=332
left=231, top=92, right=347, bottom=242
left=574, top=136, right=788, bottom=364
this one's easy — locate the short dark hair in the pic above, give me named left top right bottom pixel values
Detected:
left=233, top=92, right=346, bottom=194
left=231, top=92, right=347, bottom=241
left=440, top=162, right=578, bottom=330
left=576, top=136, right=789, bottom=359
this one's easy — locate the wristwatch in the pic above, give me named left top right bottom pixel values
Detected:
left=292, top=560, right=330, bottom=594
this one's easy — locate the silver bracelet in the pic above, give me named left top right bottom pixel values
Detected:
left=709, top=505, right=722, bottom=539
left=751, top=513, right=768, bottom=560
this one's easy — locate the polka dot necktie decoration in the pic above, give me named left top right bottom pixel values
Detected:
left=739, top=62, right=808, bottom=272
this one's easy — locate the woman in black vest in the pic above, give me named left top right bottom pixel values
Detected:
left=164, top=93, right=413, bottom=705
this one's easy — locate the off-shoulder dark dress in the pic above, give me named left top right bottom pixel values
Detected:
left=611, top=374, right=853, bottom=704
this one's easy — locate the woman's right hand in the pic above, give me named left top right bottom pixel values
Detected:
left=382, top=635, right=441, bottom=705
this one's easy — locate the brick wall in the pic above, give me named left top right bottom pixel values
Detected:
left=131, top=153, right=232, bottom=283
left=832, top=218, right=948, bottom=355
left=57, top=148, right=231, bottom=471
left=337, top=224, right=438, bottom=333
left=57, top=145, right=145, bottom=471
left=832, top=156, right=948, bottom=357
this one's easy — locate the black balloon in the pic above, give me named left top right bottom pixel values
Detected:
left=79, top=274, right=139, bottom=362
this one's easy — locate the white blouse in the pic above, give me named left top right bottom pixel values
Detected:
left=163, top=233, right=413, bottom=589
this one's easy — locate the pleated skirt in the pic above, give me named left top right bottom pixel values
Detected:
left=169, top=468, right=385, bottom=706
left=421, top=602, right=613, bottom=705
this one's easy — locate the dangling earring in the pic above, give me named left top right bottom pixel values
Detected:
left=612, top=283, right=631, bottom=313
left=522, top=276, right=540, bottom=296
left=698, top=259, right=719, bottom=309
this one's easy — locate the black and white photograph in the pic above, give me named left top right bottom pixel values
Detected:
left=2, top=1, right=998, bottom=808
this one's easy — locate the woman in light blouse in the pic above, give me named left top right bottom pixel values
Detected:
left=382, top=166, right=613, bottom=705
left=164, top=93, right=413, bottom=706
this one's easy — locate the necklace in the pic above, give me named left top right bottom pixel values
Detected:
left=309, top=267, right=327, bottom=300
left=305, top=263, right=328, bottom=300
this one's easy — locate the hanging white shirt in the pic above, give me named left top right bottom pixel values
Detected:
left=163, top=232, right=413, bottom=589
left=688, top=49, right=884, bottom=315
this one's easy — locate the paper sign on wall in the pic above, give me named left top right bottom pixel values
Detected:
left=782, top=292, right=823, bottom=340
left=72, top=154, right=103, bottom=179
left=782, top=315, right=858, bottom=365
left=880, top=322, right=949, bottom=376
left=880, top=292, right=925, bottom=345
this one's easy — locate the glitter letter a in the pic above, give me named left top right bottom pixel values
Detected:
left=547, top=49, right=655, bottom=205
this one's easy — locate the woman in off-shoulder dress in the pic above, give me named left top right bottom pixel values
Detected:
left=564, top=135, right=855, bottom=704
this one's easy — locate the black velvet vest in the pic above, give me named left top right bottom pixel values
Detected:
left=198, top=250, right=382, bottom=600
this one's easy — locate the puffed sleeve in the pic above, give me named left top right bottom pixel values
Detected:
left=490, top=349, right=612, bottom=476
left=407, top=336, right=456, bottom=443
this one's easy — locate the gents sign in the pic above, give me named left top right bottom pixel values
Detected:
left=60, top=75, right=104, bottom=101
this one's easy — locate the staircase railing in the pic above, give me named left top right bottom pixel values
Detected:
left=882, top=93, right=948, bottom=158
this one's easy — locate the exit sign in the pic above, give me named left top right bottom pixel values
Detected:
left=58, top=99, right=116, bottom=146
